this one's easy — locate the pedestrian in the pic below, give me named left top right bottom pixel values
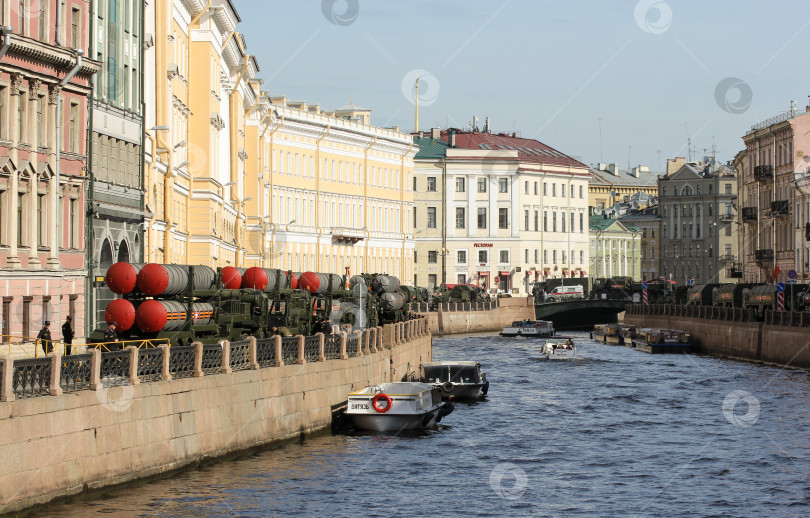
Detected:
left=103, top=321, right=119, bottom=348
left=36, top=321, right=53, bottom=355
left=62, top=316, right=74, bottom=356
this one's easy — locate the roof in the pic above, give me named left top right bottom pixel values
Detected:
left=439, top=129, right=587, bottom=169
left=413, top=136, right=449, bottom=160
left=333, top=101, right=370, bottom=112
left=589, top=167, right=660, bottom=189
left=590, top=215, right=639, bottom=232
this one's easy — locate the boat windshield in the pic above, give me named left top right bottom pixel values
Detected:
left=421, top=365, right=479, bottom=383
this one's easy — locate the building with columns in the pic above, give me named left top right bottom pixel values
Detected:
left=657, top=161, right=738, bottom=285
left=589, top=213, right=641, bottom=279
left=0, top=1, right=101, bottom=339
left=738, top=102, right=810, bottom=283
left=413, top=128, right=590, bottom=295
left=141, top=0, right=415, bottom=283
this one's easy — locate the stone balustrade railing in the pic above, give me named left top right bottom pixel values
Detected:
left=626, top=303, right=810, bottom=327
left=0, top=317, right=430, bottom=403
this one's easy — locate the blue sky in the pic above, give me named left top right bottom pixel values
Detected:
left=237, top=0, right=810, bottom=170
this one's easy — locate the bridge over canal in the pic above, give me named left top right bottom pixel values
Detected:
left=534, top=299, right=629, bottom=330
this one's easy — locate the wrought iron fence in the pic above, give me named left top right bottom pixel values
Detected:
left=60, top=354, right=92, bottom=393
left=169, top=345, right=196, bottom=379
left=346, top=335, right=360, bottom=357
left=100, top=350, right=131, bottom=387
left=12, top=357, right=52, bottom=398
left=230, top=340, right=251, bottom=371
left=256, top=338, right=276, bottom=367
left=324, top=335, right=341, bottom=360
left=304, top=336, right=320, bottom=363
left=137, top=348, right=163, bottom=382
left=281, top=337, right=299, bottom=365
left=202, top=344, right=223, bottom=375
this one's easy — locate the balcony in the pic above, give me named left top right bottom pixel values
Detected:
left=755, top=249, right=774, bottom=262
left=330, top=227, right=365, bottom=244
left=771, top=200, right=789, bottom=217
left=742, top=207, right=757, bottom=222
left=754, top=165, right=773, bottom=181
left=719, top=254, right=736, bottom=262
left=726, top=262, right=743, bottom=279
left=719, top=213, right=735, bottom=222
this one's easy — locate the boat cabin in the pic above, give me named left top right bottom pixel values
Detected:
left=420, top=361, right=482, bottom=384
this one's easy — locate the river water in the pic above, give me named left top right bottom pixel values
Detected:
left=41, top=333, right=810, bottom=517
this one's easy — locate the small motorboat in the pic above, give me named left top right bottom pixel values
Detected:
left=346, top=382, right=454, bottom=432
left=632, top=328, right=692, bottom=354
left=419, top=361, right=489, bottom=400
left=500, top=319, right=555, bottom=338
left=540, top=337, right=577, bottom=360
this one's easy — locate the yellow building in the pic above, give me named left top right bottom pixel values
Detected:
left=259, top=100, right=416, bottom=281
left=144, top=1, right=415, bottom=280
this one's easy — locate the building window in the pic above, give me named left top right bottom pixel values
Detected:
left=651, top=229, right=655, bottom=238
left=457, top=274, right=466, bottom=284
left=17, top=90, right=26, bottom=144
left=525, top=249, right=529, bottom=263
left=571, top=212, right=575, bottom=233
left=552, top=184, right=557, bottom=197
left=534, top=249, right=539, bottom=263
left=580, top=250, right=584, bottom=264
left=552, top=212, right=557, bottom=232
left=457, top=250, right=467, bottom=264
left=543, top=211, right=548, bottom=231
left=524, top=181, right=529, bottom=194
left=71, top=7, right=81, bottom=49
left=708, top=204, right=713, bottom=216
left=477, top=208, right=487, bottom=229
left=725, top=224, right=732, bottom=237
left=17, top=192, right=25, bottom=246
left=427, top=176, right=437, bottom=192
left=455, top=207, right=465, bottom=229
left=478, top=250, right=488, bottom=264
left=543, top=182, right=547, bottom=195
left=561, top=184, right=566, bottom=197
left=579, top=185, right=583, bottom=198
left=428, top=251, right=437, bottom=263
left=534, top=210, right=539, bottom=232
left=37, top=193, right=46, bottom=247
left=498, top=208, right=509, bottom=229
left=562, top=212, right=566, bottom=232
left=534, top=182, right=538, bottom=195
left=69, top=102, right=79, bottom=152
left=427, top=207, right=437, bottom=229
left=498, top=178, right=508, bottom=193
left=455, top=177, right=465, bottom=192
left=524, top=210, right=529, bottom=231
left=709, top=184, right=713, bottom=195
left=477, top=178, right=487, bottom=193
left=543, top=250, right=548, bottom=263
left=428, top=274, right=437, bottom=286
left=553, top=250, right=557, bottom=263
left=500, top=250, right=509, bottom=263
left=579, top=213, right=583, bottom=233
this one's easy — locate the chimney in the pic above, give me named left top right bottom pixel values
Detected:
left=607, top=163, right=620, bottom=176
left=597, top=163, right=608, bottom=171
left=448, top=129, right=456, bottom=148
left=806, top=95, right=810, bottom=113
left=431, top=127, right=441, bottom=139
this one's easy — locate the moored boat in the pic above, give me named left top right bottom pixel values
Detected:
left=632, top=328, right=692, bottom=354
left=500, top=319, right=555, bottom=338
left=346, top=382, right=454, bottom=432
left=419, top=361, right=489, bottom=400
left=540, top=337, right=577, bottom=360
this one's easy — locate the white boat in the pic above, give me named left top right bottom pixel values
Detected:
left=540, top=337, right=577, bottom=360
left=500, top=319, right=555, bottom=338
left=419, top=361, right=489, bottom=400
left=346, top=382, right=454, bottom=432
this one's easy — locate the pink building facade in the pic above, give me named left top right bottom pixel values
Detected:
left=0, top=0, right=100, bottom=341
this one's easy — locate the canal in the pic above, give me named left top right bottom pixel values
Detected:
left=40, top=333, right=810, bottom=517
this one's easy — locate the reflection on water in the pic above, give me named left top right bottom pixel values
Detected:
left=40, top=332, right=810, bottom=517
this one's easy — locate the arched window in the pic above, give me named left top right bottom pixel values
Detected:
left=681, top=185, right=693, bottom=196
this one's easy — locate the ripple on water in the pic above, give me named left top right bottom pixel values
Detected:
left=37, top=332, right=810, bottom=518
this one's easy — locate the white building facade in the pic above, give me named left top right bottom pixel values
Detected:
left=413, top=130, right=590, bottom=295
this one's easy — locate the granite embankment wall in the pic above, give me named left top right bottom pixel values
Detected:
left=420, top=297, right=536, bottom=335
left=625, top=305, right=810, bottom=368
left=0, top=320, right=430, bottom=514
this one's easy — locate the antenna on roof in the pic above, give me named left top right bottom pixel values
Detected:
left=683, top=122, right=691, bottom=162
left=484, top=117, right=490, bottom=134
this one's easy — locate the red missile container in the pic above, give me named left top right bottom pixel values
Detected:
left=221, top=266, right=242, bottom=289
left=136, top=264, right=216, bottom=297
left=241, top=267, right=269, bottom=290
left=105, top=262, right=145, bottom=295
left=104, top=299, right=136, bottom=331
left=135, top=300, right=215, bottom=333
